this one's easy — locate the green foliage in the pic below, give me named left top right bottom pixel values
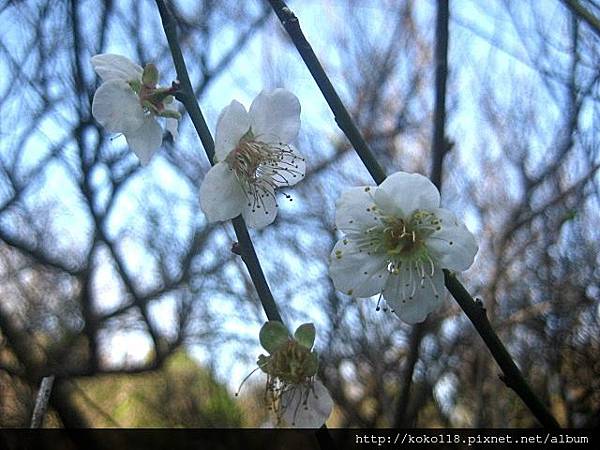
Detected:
left=75, top=350, right=243, bottom=427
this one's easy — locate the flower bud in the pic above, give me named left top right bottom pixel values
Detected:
left=142, top=63, right=159, bottom=87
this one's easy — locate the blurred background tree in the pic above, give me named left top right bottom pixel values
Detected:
left=0, top=0, right=598, bottom=428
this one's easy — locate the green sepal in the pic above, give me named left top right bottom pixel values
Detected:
left=128, top=79, right=142, bottom=95
left=259, top=321, right=289, bottom=354
left=158, top=109, right=181, bottom=119
left=142, top=100, right=159, bottom=115
left=304, top=351, right=319, bottom=377
left=294, top=323, right=316, bottom=350
left=142, top=63, right=159, bottom=86
left=257, top=354, right=270, bottom=373
left=148, top=87, right=175, bottom=104
left=563, top=209, right=577, bottom=222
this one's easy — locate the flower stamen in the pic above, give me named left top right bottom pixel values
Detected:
left=226, top=138, right=304, bottom=215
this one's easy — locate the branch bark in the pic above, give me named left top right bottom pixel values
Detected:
left=444, top=272, right=560, bottom=429
left=154, top=0, right=283, bottom=324
left=154, top=2, right=341, bottom=442
left=562, top=0, right=600, bottom=38
left=430, top=0, right=450, bottom=190
left=267, top=0, right=560, bottom=429
left=267, top=0, right=387, bottom=184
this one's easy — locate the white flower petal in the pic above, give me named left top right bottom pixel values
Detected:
left=165, top=118, right=178, bottom=141
left=269, top=144, right=306, bottom=187
left=164, top=102, right=180, bottom=141
left=92, top=54, right=143, bottom=82
left=214, top=100, right=250, bottom=162
left=92, top=80, right=145, bottom=133
left=329, top=239, right=389, bottom=297
left=334, top=186, right=379, bottom=234
left=281, top=380, right=333, bottom=428
left=125, top=116, right=163, bottom=165
left=199, top=162, right=246, bottom=223
left=374, top=171, right=440, bottom=217
left=249, top=89, right=301, bottom=144
left=384, top=262, right=444, bottom=324
left=241, top=186, right=278, bottom=229
left=426, top=208, right=478, bottom=271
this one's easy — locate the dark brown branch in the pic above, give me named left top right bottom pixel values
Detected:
left=394, top=323, right=425, bottom=427
left=444, top=272, right=560, bottom=429
left=154, top=0, right=283, bottom=323
left=430, top=0, right=450, bottom=190
left=267, top=0, right=560, bottom=429
left=563, top=0, right=600, bottom=38
left=267, top=0, right=387, bottom=184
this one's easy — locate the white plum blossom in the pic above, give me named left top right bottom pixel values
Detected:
left=279, top=379, right=334, bottom=428
left=238, top=322, right=333, bottom=428
left=91, top=53, right=180, bottom=165
left=199, top=89, right=305, bottom=229
left=329, top=171, right=478, bottom=324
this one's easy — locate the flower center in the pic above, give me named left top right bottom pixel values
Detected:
left=382, top=217, right=425, bottom=258
left=256, top=340, right=318, bottom=426
left=127, top=64, right=179, bottom=119
left=226, top=132, right=304, bottom=213
left=346, top=209, right=443, bottom=303
left=266, top=340, right=316, bottom=384
left=356, top=210, right=440, bottom=264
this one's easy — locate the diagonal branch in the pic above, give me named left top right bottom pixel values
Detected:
left=563, top=0, right=600, bottom=38
left=444, top=273, right=560, bottom=429
left=267, top=0, right=560, bottom=429
left=154, top=0, right=283, bottom=324
left=154, top=3, right=340, bottom=443
left=267, top=0, right=387, bottom=185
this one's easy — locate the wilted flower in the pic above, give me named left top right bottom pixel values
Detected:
left=237, top=321, right=333, bottom=428
left=91, top=53, right=180, bottom=165
left=199, top=89, right=305, bottom=229
left=329, top=171, right=478, bottom=324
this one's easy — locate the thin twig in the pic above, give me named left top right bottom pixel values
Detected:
left=154, top=0, right=282, bottom=324
left=562, top=0, right=600, bottom=39
left=444, top=273, right=560, bottom=428
left=396, top=0, right=450, bottom=427
left=430, top=0, right=450, bottom=190
left=30, top=375, right=55, bottom=428
left=268, top=0, right=387, bottom=184
left=267, top=0, right=560, bottom=429
left=154, top=1, right=337, bottom=441
left=394, top=323, right=425, bottom=427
